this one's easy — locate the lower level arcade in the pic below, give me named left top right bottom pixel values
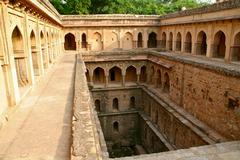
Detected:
left=91, top=87, right=224, bottom=158
left=83, top=49, right=240, bottom=158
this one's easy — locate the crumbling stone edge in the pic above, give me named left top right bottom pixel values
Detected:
left=71, top=54, right=108, bottom=160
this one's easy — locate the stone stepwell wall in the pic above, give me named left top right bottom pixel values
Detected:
left=71, top=54, right=108, bottom=160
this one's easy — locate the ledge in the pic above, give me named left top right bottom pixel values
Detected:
left=150, top=51, right=240, bottom=78
left=71, top=54, right=103, bottom=160
left=83, top=49, right=240, bottom=78
left=115, top=141, right=240, bottom=160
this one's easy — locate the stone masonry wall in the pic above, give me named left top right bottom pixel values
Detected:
left=141, top=89, right=208, bottom=149
left=148, top=52, right=240, bottom=140
left=91, top=88, right=142, bottom=113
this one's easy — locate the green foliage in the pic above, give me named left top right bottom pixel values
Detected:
left=50, top=0, right=208, bottom=15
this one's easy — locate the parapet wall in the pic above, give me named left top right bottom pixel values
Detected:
left=72, top=54, right=108, bottom=160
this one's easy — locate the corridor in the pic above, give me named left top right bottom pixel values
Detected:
left=0, top=53, right=76, bottom=160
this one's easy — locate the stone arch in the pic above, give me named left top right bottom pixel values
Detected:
left=156, top=69, right=162, bottom=88
left=231, top=32, right=240, bottom=62
left=95, top=99, right=101, bottom=112
left=168, top=32, right=173, bottom=51
left=185, top=32, right=192, bottom=53
left=113, top=98, right=119, bottom=110
left=130, top=96, right=135, bottom=108
left=176, top=32, right=182, bottom=51
left=125, top=65, right=137, bottom=82
left=81, top=33, right=87, bottom=48
left=163, top=72, right=170, bottom=93
left=11, top=24, right=24, bottom=39
left=109, top=66, right=122, bottom=83
left=12, top=26, right=24, bottom=52
left=113, top=121, right=119, bottom=132
left=140, top=65, right=147, bottom=83
left=212, top=30, right=226, bottom=59
left=64, top=33, right=76, bottom=50
left=161, top=32, right=167, bottom=49
left=137, top=32, right=143, bottom=48
left=148, top=32, right=157, bottom=48
left=93, top=67, right=105, bottom=84
left=92, top=32, right=103, bottom=51
left=196, top=31, right=207, bottom=55
left=30, top=30, right=39, bottom=76
left=12, top=26, right=29, bottom=88
left=122, top=32, right=133, bottom=49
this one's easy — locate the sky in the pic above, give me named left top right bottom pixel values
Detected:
left=199, top=0, right=215, bottom=3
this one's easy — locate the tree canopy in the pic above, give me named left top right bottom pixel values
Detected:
left=50, top=0, right=208, bottom=15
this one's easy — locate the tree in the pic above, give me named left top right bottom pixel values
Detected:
left=50, top=0, right=207, bottom=15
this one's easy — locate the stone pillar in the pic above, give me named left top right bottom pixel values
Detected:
left=23, top=11, right=35, bottom=85
left=105, top=75, right=109, bottom=87
left=207, top=24, right=213, bottom=58
left=146, top=72, right=151, bottom=84
left=122, top=74, right=125, bottom=87
left=0, top=63, right=8, bottom=111
left=143, top=32, right=148, bottom=48
left=1, top=2, right=22, bottom=105
left=181, top=35, right=184, bottom=52
left=89, top=68, right=94, bottom=86
left=225, top=23, right=233, bottom=63
left=206, top=38, right=212, bottom=58
left=36, top=21, right=45, bottom=74
left=166, top=34, right=170, bottom=50
left=192, top=42, right=197, bottom=55
left=172, top=28, right=176, bottom=51
left=137, top=74, right=140, bottom=84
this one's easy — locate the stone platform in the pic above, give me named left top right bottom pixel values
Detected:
left=0, top=53, right=76, bottom=160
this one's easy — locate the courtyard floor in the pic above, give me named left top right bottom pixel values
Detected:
left=0, top=53, right=76, bottom=160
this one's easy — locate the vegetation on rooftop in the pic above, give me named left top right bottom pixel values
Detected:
left=50, top=0, right=209, bottom=15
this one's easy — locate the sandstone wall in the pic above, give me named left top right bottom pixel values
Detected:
left=148, top=52, right=240, bottom=140
left=99, top=113, right=139, bottom=145
left=91, top=88, right=142, bottom=113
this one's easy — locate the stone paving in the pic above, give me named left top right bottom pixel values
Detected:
left=0, top=53, right=76, bottom=160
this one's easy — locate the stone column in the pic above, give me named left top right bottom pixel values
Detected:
left=122, top=75, right=125, bottom=87
left=89, top=69, right=94, bottom=86
left=136, top=68, right=141, bottom=85
left=192, top=42, right=197, bottom=55
left=206, top=24, right=213, bottom=58
left=23, top=10, right=35, bottom=85
left=181, top=34, right=184, bottom=52
left=105, top=75, right=109, bottom=87
left=1, top=1, right=20, bottom=104
left=166, top=34, right=170, bottom=50
left=206, top=38, right=212, bottom=58
left=225, top=23, right=233, bottom=63
left=172, top=28, right=177, bottom=51
left=137, top=74, right=140, bottom=84
left=36, top=20, right=44, bottom=75
left=143, top=32, right=148, bottom=48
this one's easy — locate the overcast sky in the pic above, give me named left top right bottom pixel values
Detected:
left=199, top=0, right=215, bottom=3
